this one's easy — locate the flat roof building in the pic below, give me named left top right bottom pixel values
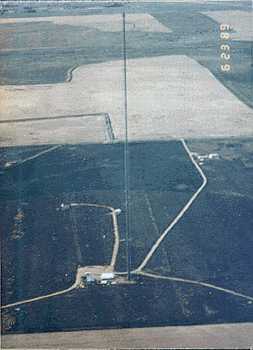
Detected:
left=100, top=273, right=115, bottom=280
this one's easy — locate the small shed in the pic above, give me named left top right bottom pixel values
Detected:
left=208, top=153, right=219, bottom=160
left=86, top=274, right=95, bottom=284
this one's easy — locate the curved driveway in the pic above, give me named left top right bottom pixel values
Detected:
left=2, top=202, right=120, bottom=309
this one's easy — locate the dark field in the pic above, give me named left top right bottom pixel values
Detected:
left=0, top=1, right=252, bottom=109
left=2, top=275, right=249, bottom=335
left=1, top=139, right=253, bottom=334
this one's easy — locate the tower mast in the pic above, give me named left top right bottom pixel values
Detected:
left=123, top=12, right=131, bottom=281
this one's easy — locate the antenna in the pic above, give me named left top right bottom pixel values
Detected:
left=123, top=12, right=131, bottom=281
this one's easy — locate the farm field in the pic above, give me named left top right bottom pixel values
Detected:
left=0, top=1, right=252, bottom=109
left=1, top=139, right=253, bottom=334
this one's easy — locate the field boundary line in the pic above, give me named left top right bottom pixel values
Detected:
left=135, top=271, right=253, bottom=301
left=0, top=113, right=110, bottom=124
left=134, top=139, right=207, bottom=272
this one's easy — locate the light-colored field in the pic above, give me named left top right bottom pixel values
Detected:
left=0, top=13, right=172, bottom=33
left=201, top=11, right=253, bottom=41
left=1, top=55, right=252, bottom=146
left=2, top=322, right=253, bottom=349
left=0, top=115, right=111, bottom=147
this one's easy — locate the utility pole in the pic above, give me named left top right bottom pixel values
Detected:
left=123, top=12, right=131, bottom=281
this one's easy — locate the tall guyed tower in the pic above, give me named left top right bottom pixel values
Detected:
left=123, top=12, right=131, bottom=281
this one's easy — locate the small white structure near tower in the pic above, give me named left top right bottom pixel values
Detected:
left=100, top=272, right=115, bottom=280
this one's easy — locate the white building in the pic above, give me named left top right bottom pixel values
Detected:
left=100, top=273, right=115, bottom=280
left=208, top=153, right=219, bottom=160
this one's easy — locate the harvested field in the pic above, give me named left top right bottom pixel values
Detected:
left=0, top=2, right=252, bottom=110
left=2, top=322, right=253, bottom=349
left=0, top=14, right=172, bottom=34
left=0, top=114, right=113, bottom=147
left=1, top=56, right=253, bottom=144
left=201, top=11, right=253, bottom=41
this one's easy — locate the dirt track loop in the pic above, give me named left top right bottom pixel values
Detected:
left=70, top=203, right=120, bottom=272
left=1, top=203, right=120, bottom=310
